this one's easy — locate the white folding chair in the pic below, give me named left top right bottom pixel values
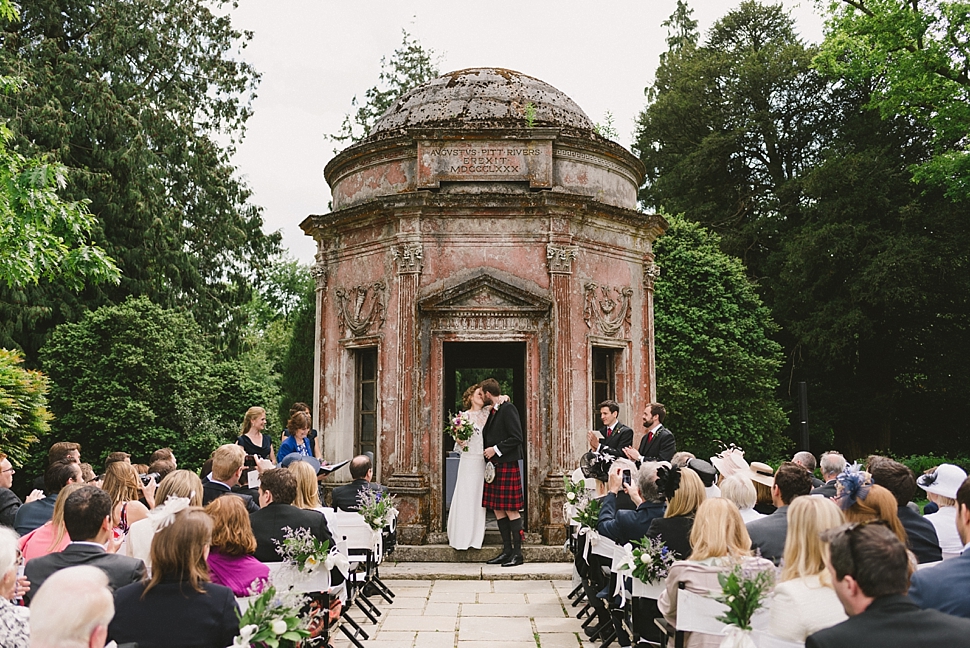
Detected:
left=752, top=630, right=805, bottom=648
left=333, top=510, right=391, bottom=626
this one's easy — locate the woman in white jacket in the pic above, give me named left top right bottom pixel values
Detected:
left=767, top=495, right=847, bottom=642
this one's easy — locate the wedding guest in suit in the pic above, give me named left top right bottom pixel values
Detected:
left=586, top=400, right=634, bottom=459
left=205, top=495, right=269, bottom=596
left=126, top=470, right=203, bottom=571
left=109, top=507, right=238, bottom=648
left=202, top=444, right=259, bottom=513
left=865, top=459, right=941, bottom=563
left=249, top=467, right=333, bottom=562
left=14, top=460, right=81, bottom=535
left=18, top=483, right=82, bottom=561
left=720, top=474, right=764, bottom=523
left=623, top=403, right=676, bottom=464
left=659, top=498, right=774, bottom=648
left=915, top=463, right=967, bottom=559
left=812, top=452, right=846, bottom=499
left=647, top=466, right=705, bottom=559
left=0, top=526, right=29, bottom=648
left=793, top=451, right=825, bottom=488
left=480, top=378, right=526, bottom=567
left=24, top=486, right=145, bottom=603
left=768, top=496, right=847, bottom=642
left=909, top=475, right=970, bottom=617
left=746, top=461, right=813, bottom=564
left=0, top=452, right=44, bottom=530
left=807, top=523, right=970, bottom=648
left=331, top=454, right=388, bottom=512
left=29, top=565, right=114, bottom=648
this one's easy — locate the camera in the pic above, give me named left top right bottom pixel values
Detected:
left=622, top=470, right=632, bottom=486
left=244, top=454, right=257, bottom=470
left=140, top=472, right=159, bottom=485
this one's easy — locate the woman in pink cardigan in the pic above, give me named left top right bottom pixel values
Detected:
left=204, top=494, right=268, bottom=596
left=18, top=484, right=83, bottom=562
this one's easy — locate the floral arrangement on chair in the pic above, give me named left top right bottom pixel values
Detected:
left=563, top=474, right=586, bottom=504
left=233, top=585, right=311, bottom=648
left=621, top=536, right=676, bottom=584
left=444, top=411, right=475, bottom=451
left=273, top=526, right=331, bottom=573
left=714, top=562, right=775, bottom=646
left=571, top=494, right=601, bottom=529
left=357, top=488, right=399, bottom=531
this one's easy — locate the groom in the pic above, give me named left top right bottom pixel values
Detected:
left=480, top=378, right=525, bottom=567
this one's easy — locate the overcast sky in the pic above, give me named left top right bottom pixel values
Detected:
left=228, top=1, right=826, bottom=265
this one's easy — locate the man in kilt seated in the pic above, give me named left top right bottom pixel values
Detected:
left=480, top=378, right=526, bottom=567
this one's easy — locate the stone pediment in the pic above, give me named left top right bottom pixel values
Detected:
left=419, top=273, right=551, bottom=316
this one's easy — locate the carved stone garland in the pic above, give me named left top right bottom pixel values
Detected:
left=334, top=281, right=387, bottom=337
left=583, top=282, right=633, bottom=338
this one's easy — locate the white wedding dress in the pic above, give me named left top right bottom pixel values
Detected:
left=447, top=408, right=488, bottom=549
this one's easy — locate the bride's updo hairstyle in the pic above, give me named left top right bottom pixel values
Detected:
left=144, top=507, right=212, bottom=597
left=461, top=383, right=481, bottom=410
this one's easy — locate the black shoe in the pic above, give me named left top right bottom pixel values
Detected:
left=486, top=552, right=510, bottom=565
left=501, top=553, right=524, bottom=567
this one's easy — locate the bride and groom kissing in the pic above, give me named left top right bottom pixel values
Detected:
left=447, top=378, right=525, bottom=567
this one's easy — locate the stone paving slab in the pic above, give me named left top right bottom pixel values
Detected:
left=381, top=561, right=572, bottom=581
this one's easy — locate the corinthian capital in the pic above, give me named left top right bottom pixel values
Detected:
left=392, top=243, right=423, bottom=274
left=310, top=253, right=329, bottom=290
left=546, top=243, right=579, bottom=274
left=643, top=262, right=661, bottom=290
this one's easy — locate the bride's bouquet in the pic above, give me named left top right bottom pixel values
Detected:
left=444, top=411, right=475, bottom=452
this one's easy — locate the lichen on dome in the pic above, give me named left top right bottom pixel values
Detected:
left=365, top=68, right=596, bottom=140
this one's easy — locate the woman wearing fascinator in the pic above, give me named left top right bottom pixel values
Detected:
left=126, top=470, right=203, bottom=572
left=836, top=463, right=917, bottom=567
left=646, top=466, right=706, bottom=560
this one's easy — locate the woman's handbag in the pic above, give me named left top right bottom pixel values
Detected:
left=484, top=461, right=495, bottom=484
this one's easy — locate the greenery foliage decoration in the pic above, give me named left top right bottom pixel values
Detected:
left=714, top=562, right=775, bottom=630
left=623, top=536, right=676, bottom=584
left=357, top=488, right=398, bottom=531
left=273, top=526, right=331, bottom=573
left=0, top=347, right=50, bottom=464
left=233, top=585, right=310, bottom=648
left=572, top=495, right=602, bottom=529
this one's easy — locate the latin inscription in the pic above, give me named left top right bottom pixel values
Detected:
left=431, top=315, right=538, bottom=332
left=417, top=140, right=552, bottom=188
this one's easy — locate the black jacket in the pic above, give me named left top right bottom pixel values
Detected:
left=595, top=423, right=634, bottom=459
left=24, top=542, right=145, bottom=603
left=806, top=594, right=970, bottom=648
left=646, top=515, right=693, bottom=560
left=201, top=478, right=259, bottom=513
left=812, top=479, right=838, bottom=499
left=0, top=487, right=22, bottom=528
left=896, top=505, right=943, bottom=563
left=597, top=492, right=666, bottom=546
left=249, top=502, right=333, bottom=563
left=638, top=425, right=676, bottom=462
left=482, top=400, right=523, bottom=463
left=331, top=479, right=389, bottom=512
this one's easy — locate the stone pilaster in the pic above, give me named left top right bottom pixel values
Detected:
left=642, top=258, right=661, bottom=401
left=310, top=249, right=329, bottom=442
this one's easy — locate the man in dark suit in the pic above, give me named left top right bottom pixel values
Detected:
left=586, top=400, right=634, bottom=459
left=202, top=443, right=259, bottom=513
left=746, top=461, right=813, bottom=564
left=807, top=523, right=970, bottom=648
left=793, top=451, right=825, bottom=488
left=0, top=452, right=44, bottom=528
left=869, top=459, right=942, bottom=563
left=250, top=467, right=334, bottom=563
left=331, top=454, right=389, bottom=512
left=15, top=459, right=82, bottom=535
left=908, top=475, right=970, bottom=617
left=480, top=377, right=525, bottom=567
left=24, top=485, right=145, bottom=603
left=811, top=452, right=846, bottom=499
left=624, top=403, right=676, bottom=464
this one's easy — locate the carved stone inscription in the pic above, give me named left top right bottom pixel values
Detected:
left=417, top=140, right=553, bottom=188
left=431, top=315, right=537, bottom=332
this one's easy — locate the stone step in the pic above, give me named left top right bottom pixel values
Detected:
left=380, top=561, right=574, bottom=580
left=388, top=544, right=572, bottom=563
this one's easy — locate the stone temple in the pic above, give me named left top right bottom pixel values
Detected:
left=301, top=68, right=667, bottom=545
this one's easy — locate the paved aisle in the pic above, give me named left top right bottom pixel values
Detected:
left=332, top=577, right=586, bottom=648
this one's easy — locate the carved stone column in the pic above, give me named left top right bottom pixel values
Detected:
left=310, top=248, right=329, bottom=446
left=642, top=257, right=661, bottom=401
left=387, top=241, right=428, bottom=545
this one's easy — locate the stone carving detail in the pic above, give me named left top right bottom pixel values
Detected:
left=392, top=244, right=423, bottom=274
left=546, top=243, right=579, bottom=274
left=583, top=283, right=633, bottom=337
left=643, top=262, right=661, bottom=290
left=335, top=281, right=387, bottom=337
left=310, top=251, right=329, bottom=290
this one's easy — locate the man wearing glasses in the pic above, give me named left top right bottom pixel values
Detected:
left=807, top=522, right=970, bottom=647
left=0, top=453, right=43, bottom=529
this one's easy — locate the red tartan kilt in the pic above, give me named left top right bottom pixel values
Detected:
left=482, top=462, right=524, bottom=511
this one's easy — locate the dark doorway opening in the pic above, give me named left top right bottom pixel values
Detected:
left=442, top=342, right=527, bottom=529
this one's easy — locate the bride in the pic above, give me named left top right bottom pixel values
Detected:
left=447, top=383, right=490, bottom=550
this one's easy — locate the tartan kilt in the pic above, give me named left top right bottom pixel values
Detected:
left=482, top=461, right=524, bottom=511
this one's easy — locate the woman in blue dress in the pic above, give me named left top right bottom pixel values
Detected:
left=277, top=411, right=314, bottom=463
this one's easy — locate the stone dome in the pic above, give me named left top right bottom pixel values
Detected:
left=366, top=68, right=596, bottom=140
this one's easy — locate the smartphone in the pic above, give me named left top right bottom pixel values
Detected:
left=622, top=470, right=632, bottom=486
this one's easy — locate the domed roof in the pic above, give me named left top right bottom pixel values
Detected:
left=366, top=68, right=596, bottom=140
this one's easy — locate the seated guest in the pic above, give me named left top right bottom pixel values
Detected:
left=670, top=451, right=695, bottom=469
left=0, top=526, right=28, bottom=648
left=688, top=458, right=719, bottom=498
left=78, top=462, right=98, bottom=485
left=126, top=469, right=203, bottom=571
left=747, top=461, right=777, bottom=515
left=104, top=451, right=130, bottom=466
left=869, top=458, right=942, bottom=563
left=24, top=486, right=145, bottom=603
left=793, top=451, right=824, bottom=488
left=647, top=466, right=706, bottom=560
left=659, top=498, right=774, bottom=648
left=148, top=457, right=176, bottom=482
left=250, top=467, right=333, bottom=562
left=720, top=473, right=763, bottom=523
left=807, top=523, right=970, bottom=647
left=102, top=461, right=153, bottom=541
left=149, top=447, right=177, bottom=469
left=909, top=475, right=970, bottom=618
left=28, top=565, right=115, bottom=648
left=746, top=461, right=813, bottom=564
left=19, top=483, right=82, bottom=562
left=14, top=459, right=81, bottom=535
left=287, top=456, right=342, bottom=540
left=837, top=465, right=920, bottom=564
left=768, top=496, right=847, bottom=642
left=710, top=446, right=750, bottom=480
left=812, top=452, right=846, bottom=498
left=205, top=495, right=269, bottom=596
left=331, top=454, right=389, bottom=512
left=1, top=452, right=45, bottom=529
left=276, top=411, right=314, bottom=464
left=916, top=463, right=967, bottom=559
left=109, top=508, right=238, bottom=648
left=202, top=444, right=258, bottom=513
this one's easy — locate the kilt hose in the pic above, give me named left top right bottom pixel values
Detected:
left=482, top=461, right=524, bottom=511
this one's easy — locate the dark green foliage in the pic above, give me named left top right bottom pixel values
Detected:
left=654, top=215, right=789, bottom=460
left=277, top=289, right=316, bottom=427
left=0, top=347, right=50, bottom=464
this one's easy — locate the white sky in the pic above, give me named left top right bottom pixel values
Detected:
left=228, top=1, right=826, bottom=265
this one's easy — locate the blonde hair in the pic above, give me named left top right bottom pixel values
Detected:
left=781, top=496, right=844, bottom=582
left=753, top=480, right=773, bottom=506
left=843, top=484, right=908, bottom=545
left=290, top=460, right=322, bottom=509
left=47, top=483, right=84, bottom=551
left=102, top=461, right=141, bottom=505
left=665, top=467, right=706, bottom=518
left=689, top=498, right=752, bottom=561
left=155, top=470, right=203, bottom=507
left=146, top=508, right=212, bottom=596
left=240, top=406, right=266, bottom=436
left=721, top=474, right=757, bottom=511
left=28, top=565, right=114, bottom=647
left=211, top=444, right=246, bottom=482
left=206, top=495, right=257, bottom=556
